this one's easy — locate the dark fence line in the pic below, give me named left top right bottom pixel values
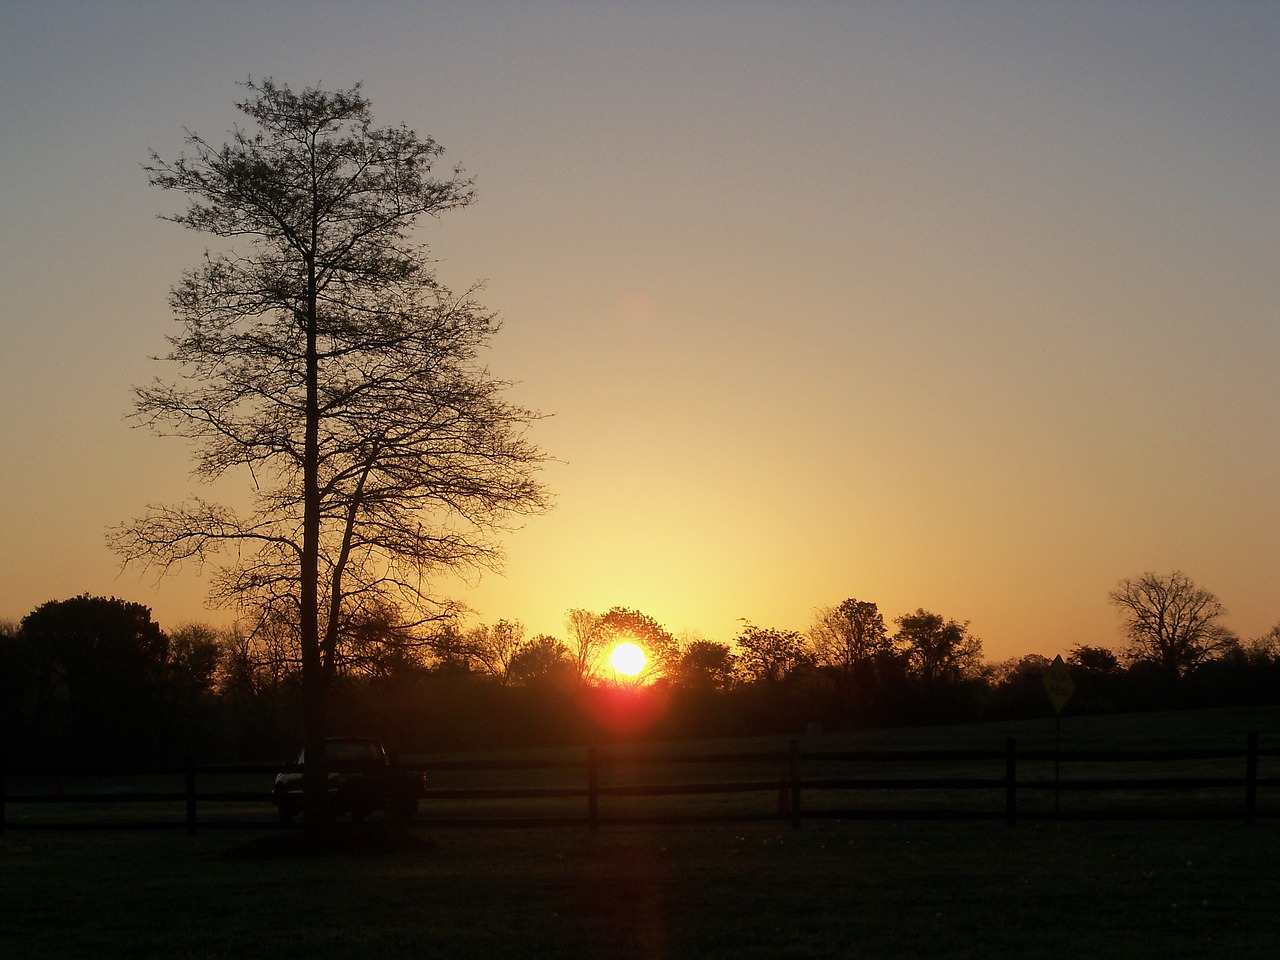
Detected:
left=3, top=734, right=1277, bottom=834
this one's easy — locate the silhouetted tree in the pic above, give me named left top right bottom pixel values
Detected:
left=507, top=635, right=573, bottom=686
left=809, top=599, right=890, bottom=672
left=1060, top=643, right=1125, bottom=713
left=425, top=621, right=475, bottom=676
left=1250, top=624, right=1280, bottom=653
left=466, top=619, right=527, bottom=682
left=1172, top=622, right=1280, bottom=709
left=17, top=596, right=170, bottom=761
left=0, top=619, right=30, bottom=760
left=1109, top=571, right=1235, bottom=679
left=162, top=622, right=225, bottom=752
left=167, top=623, right=222, bottom=691
left=892, top=609, right=982, bottom=685
left=323, top=599, right=435, bottom=679
left=809, top=598, right=893, bottom=724
left=110, top=79, right=549, bottom=794
left=986, top=653, right=1053, bottom=718
left=1067, top=644, right=1121, bottom=674
left=735, top=623, right=813, bottom=684
left=565, top=608, right=605, bottom=682
left=595, top=607, right=680, bottom=679
left=200, top=620, right=300, bottom=757
left=671, top=640, right=738, bottom=692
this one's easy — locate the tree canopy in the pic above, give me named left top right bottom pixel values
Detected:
left=809, top=598, right=891, bottom=673
left=12, top=596, right=170, bottom=760
left=594, top=607, right=680, bottom=679
left=5, top=583, right=1280, bottom=759
left=892, top=609, right=983, bottom=685
left=1109, top=571, right=1235, bottom=679
left=735, top=622, right=813, bottom=684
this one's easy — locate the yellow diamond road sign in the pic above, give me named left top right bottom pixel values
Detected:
left=1043, top=655, right=1075, bottom=714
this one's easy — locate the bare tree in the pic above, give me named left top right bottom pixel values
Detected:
left=110, top=80, right=549, bottom=803
left=809, top=598, right=891, bottom=673
left=1245, top=624, right=1280, bottom=661
left=1109, top=571, right=1235, bottom=678
left=423, top=621, right=475, bottom=675
left=465, top=619, right=527, bottom=682
left=564, top=608, right=604, bottom=682
left=337, top=600, right=436, bottom=679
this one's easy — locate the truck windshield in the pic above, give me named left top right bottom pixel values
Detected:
left=295, top=741, right=383, bottom=763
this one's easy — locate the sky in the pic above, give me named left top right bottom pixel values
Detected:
left=2, top=1, right=1277, bottom=662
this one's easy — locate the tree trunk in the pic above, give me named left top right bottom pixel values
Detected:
left=300, top=265, right=328, bottom=826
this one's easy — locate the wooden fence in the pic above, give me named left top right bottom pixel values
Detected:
left=3, top=734, right=1277, bottom=834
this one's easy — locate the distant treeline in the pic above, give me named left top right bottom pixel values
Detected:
left=4, top=590, right=1279, bottom=764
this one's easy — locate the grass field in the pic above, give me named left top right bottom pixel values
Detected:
left=7, top=705, right=1279, bottom=829
left=2, top=820, right=1278, bottom=959
left=3, top=707, right=1279, bottom=958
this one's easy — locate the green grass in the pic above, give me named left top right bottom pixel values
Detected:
left=2, top=820, right=1278, bottom=959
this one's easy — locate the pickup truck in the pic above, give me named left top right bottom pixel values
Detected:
left=271, top=737, right=425, bottom=822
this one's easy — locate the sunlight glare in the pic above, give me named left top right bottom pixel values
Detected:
left=609, top=641, right=648, bottom=678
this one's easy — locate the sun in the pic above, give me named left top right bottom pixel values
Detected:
left=608, top=641, right=648, bottom=678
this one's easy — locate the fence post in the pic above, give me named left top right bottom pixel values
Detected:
left=1246, top=732, right=1258, bottom=826
left=789, top=740, right=802, bottom=830
left=185, top=756, right=197, bottom=837
left=587, top=746, right=599, bottom=832
left=1005, top=737, right=1017, bottom=827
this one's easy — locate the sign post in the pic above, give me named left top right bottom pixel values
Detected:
left=1042, top=655, right=1076, bottom=815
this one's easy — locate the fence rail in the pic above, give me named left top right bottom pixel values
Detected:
left=3, top=734, right=1277, bottom=833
